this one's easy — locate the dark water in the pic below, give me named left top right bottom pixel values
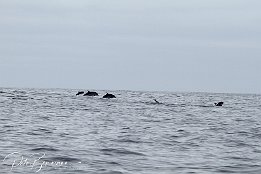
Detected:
left=0, top=88, right=261, bottom=174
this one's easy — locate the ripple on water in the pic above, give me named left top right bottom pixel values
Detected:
left=99, top=171, right=123, bottom=174
left=116, top=139, right=141, bottom=144
left=215, top=165, right=261, bottom=173
left=100, top=148, right=145, bottom=156
left=45, top=156, right=80, bottom=162
left=31, top=146, right=60, bottom=152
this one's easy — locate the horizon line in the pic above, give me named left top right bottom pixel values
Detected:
left=0, top=85, right=260, bottom=95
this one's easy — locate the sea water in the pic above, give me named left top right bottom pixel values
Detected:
left=0, top=88, right=261, bottom=174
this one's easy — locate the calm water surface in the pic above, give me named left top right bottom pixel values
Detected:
left=0, top=88, right=261, bottom=174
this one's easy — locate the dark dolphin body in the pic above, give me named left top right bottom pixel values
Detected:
left=154, top=99, right=160, bottom=104
left=83, top=91, right=99, bottom=96
left=103, top=93, right=116, bottom=98
left=214, top=102, right=224, bottom=106
left=76, top=91, right=84, bottom=96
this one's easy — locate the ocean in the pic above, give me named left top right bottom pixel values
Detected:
left=0, top=88, right=261, bottom=174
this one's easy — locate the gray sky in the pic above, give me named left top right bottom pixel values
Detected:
left=0, top=0, right=260, bottom=93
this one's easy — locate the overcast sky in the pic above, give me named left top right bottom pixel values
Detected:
left=0, top=0, right=260, bottom=93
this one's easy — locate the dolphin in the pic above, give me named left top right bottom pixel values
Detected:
left=154, top=99, right=160, bottom=104
left=83, top=91, right=99, bottom=96
left=76, top=91, right=84, bottom=96
left=214, top=102, right=224, bottom=106
left=103, top=93, right=116, bottom=98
